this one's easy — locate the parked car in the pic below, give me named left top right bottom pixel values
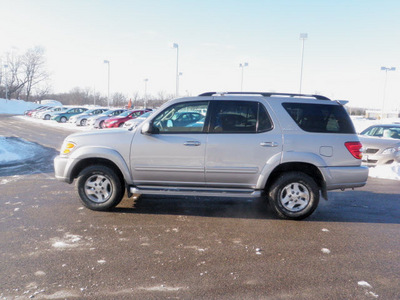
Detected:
left=86, top=109, right=127, bottom=128
left=25, top=106, right=50, bottom=117
left=54, top=92, right=368, bottom=220
left=36, top=106, right=66, bottom=120
left=51, top=107, right=88, bottom=123
left=359, top=124, right=400, bottom=166
left=68, top=108, right=108, bottom=126
left=103, top=109, right=150, bottom=128
left=123, top=111, right=153, bottom=128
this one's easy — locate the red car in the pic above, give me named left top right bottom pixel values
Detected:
left=103, top=109, right=151, bottom=128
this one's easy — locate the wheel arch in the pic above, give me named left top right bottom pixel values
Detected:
left=264, top=162, right=326, bottom=197
left=70, top=158, right=126, bottom=190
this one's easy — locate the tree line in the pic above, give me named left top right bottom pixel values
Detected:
left=0, top=46, right=175, bottom=108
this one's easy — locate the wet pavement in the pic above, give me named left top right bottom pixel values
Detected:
left=1, top=115, right=399, bottom=299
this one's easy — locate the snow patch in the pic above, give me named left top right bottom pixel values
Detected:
left=358, top=281, right=372, bottom=288
left=321, top=248, right=331, bottom=254
left=137, top=285, right=183, bottom=292
left=51, top=233, right=83, bottom=249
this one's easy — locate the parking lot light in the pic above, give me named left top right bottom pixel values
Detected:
left=239, top=62, right=248, bottom=92
left=381, top=66, right=396, bottom=119
left=104, top=60, right=110, bottom=107
left=299, top=33, right=308, bottom=94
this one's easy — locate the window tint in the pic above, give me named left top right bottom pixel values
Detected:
left=210, top=101, right=272, bottom=133
left=282, top=103, right=355, bottom=134
left=257, top=104, right=273, bottom=132
left=152, top=101, right=209, bottom=133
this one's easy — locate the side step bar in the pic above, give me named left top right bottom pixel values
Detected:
left=130, top=186, right=262, bottom=198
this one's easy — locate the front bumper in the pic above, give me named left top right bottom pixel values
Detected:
left=54, top=155, right=75, bottom=183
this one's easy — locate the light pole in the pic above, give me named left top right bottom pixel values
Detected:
left=103, top=60, right=110, bottom=107
left=299, top=33, right=308, bottom=94
left=239, top=62, right=248, bottom=91
left=172, top=43, right=179, bottom=97
left=380, top=66, right=396, bottom=119
left=3, top=64, right=9, bottom=101
left=144, top=78, right=149, bottom=108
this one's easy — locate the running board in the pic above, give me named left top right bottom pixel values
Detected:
left=130, top=186, right=262, bottom=198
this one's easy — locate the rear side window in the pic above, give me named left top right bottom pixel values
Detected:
left=210, top=101, right=273, bottom=133
left=282, top=103, right=355, bottom=134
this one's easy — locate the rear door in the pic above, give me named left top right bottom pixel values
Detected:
left=205, top=100, right=282, bottom=188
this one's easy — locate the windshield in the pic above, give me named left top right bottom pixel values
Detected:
left=118, top=110, right=132, bottom=117
left=140, top=111, right=152, bottom=118
left=361, top=126, right=400, bottom=139
left=99, top=109, right=114, bottom=116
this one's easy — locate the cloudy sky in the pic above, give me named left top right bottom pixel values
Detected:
left=1, top=0, right=399, bottom=109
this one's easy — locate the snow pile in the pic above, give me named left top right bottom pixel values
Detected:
left=368, top=163, right=400, bottom=181
left=0, top=98, right=39, bottom=114
left=0, top=98, right=62, bottom=115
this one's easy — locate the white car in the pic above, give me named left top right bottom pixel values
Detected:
left=123, top=111, right=153, bottom=128
left=37, top=107, right=67, bottom=120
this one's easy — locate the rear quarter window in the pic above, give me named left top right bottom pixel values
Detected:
left=282, top=102, right=355, bottom=134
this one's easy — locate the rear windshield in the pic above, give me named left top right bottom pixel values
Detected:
left=282, top=103, right=355, bottom=134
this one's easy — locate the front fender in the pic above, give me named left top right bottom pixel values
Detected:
left=67, top=146, right=132, bottom=183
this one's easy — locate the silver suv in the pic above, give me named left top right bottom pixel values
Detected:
left=54, top=92, right=368, bottom=220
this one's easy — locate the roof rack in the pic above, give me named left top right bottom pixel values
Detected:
left=198, top=92, right=331, bottom=101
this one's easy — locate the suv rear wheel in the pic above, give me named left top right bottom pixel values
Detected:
left=268, top=172, right=319, bottom=220
left=76, top=165, right=124, bottom=211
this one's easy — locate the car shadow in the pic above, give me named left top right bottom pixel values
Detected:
left=113, top=189, right=400, bottom=224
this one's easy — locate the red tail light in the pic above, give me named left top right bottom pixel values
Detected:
left=345, top=142, right=363, bottom=159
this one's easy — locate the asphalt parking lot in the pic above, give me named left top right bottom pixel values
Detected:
left=0, top=114, right=399, bottom=299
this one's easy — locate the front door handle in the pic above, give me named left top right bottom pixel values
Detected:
left=260, top=142, right=278, bottom=147
left=184, top=141, right=201, bottom=146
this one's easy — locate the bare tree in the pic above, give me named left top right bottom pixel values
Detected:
left=3, top=51, right=26, bottom=99
left=23, top=46, right=49, bottom=101
left=112, top=92, right=127, bottom=107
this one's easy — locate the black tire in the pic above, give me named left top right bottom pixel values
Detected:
left=44, top=114, right=50, bottom=120
left=267, top=172, right=319, bottom=220
left=60, top=116, right=67, bottom=123
left=76, top=165, right=124, bottom=211
left=99, top=120, right=105, bottom=129
left=80, top=119, right=87, bottom=126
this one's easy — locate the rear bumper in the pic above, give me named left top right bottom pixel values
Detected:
left=321, top=165, right=369, bottom=190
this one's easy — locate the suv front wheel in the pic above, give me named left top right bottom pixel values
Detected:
left=268, top=172, right=319, bottom=220
left=76, top=165, right=124, bottom=211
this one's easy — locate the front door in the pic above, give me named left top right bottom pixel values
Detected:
left=131, top=101, right=210, bottom=186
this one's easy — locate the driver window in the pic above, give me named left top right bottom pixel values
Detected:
left=152, top=101, right=209, bottom=133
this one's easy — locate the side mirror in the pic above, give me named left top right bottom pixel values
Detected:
left=141, top=122, right=152, bottom=134
left=141, top=122, right=159, bottom=135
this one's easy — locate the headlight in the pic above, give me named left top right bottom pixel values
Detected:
left=110, top=120, right=118, bottom=124
left=382, top=146, right=400, bottom=155
left=61, top=141, right=76, bottom=155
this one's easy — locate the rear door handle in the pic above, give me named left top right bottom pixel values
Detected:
left=184, top=141, right=201, bottom=146
left=260, top=142, right=278, bottom=147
